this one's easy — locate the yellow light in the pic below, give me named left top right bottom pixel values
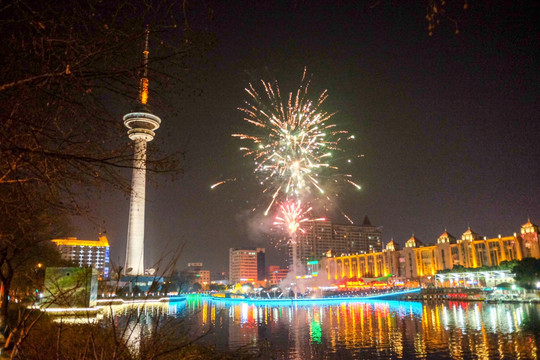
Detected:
left=51, top=236, right=109, bottom=247
left=139, top=78, right=149, bottom=104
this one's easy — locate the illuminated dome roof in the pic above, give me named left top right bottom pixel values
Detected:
left=438, top=230, right=456, bottom=244
left=522, top=219, right=537, bottom=228
left=386, top=239, right=400, bottom=251
left=405, top=235, right=422, bottom=248
left=461, top=227, right=482, bottom=241
left=440, top=230, right=452, bottom=238
left=521, top=218, right=538, bottom=234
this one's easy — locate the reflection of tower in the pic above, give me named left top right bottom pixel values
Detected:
left=124, top=27, right=161, bottom=275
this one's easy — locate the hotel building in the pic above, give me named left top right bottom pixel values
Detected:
left=51, top=235, right=110, bottom=279
left=323, top=220, right=539, bottom=284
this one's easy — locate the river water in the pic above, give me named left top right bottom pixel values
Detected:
left=173, top=297, right=540, bottom=359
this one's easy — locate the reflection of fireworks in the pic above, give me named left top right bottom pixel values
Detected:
left=274, top=200, right=325, bottom=236
left=232, top=69, right=361, bottom=215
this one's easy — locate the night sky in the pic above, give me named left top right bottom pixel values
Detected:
left=77, top=1, right=539, bottom=275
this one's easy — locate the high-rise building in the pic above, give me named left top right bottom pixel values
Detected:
left=51, top=236, right=110, bottom=279
left=229, top=248, right=265, bottom=284
left=124, top=28, right=161, bottom=276
left=293, top=216, right=382, bottom=266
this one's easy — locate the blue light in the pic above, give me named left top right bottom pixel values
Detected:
left=207, top=297, right=423, bottom=317
left=209, top=288, right=422, bottom=306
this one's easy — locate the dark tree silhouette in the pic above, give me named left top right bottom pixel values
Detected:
left=0, top=0, right=214, bottom=343
left=512, top=258, right=540, bottom=289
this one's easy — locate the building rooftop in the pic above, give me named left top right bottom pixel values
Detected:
left=52, top=235, right=109, bottom=247
left=439, top=230, right=455, bottom=239
left=522, top=219, right=538, bottom=228
left=405, top=235, right=422, bottom=248
left=362, top=215, right=372, bottom=226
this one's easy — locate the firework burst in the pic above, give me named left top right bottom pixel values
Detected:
left=232, top=69, right=361, bottom=215
left=273, top=200, right=325, bottom=236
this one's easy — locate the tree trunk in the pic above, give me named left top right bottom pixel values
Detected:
left=0, top=267, right=13, bottom=340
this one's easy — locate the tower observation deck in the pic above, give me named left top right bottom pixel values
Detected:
left=124, top=27, right=161, bottom=276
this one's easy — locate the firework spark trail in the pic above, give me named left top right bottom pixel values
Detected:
left=232, top=69, right=361, bottom=214
left=210, top=178, right=237, bottom=189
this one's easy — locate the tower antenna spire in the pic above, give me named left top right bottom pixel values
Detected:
left=139, top=25, right=150, bottom=105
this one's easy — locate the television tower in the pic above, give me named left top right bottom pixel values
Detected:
left=124, top=27, right=161, bottom=275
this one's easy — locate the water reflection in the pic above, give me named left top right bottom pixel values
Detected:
left=185, top=298, right=539, bottom=359
left=49, top=298, right=539, bottom=359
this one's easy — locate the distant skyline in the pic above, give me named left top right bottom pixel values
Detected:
left=75, top=1, right=539, bottom=275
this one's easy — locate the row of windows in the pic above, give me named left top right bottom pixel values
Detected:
left=62, top=246, right=108, bottom=250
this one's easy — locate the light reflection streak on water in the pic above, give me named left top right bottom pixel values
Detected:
left=475, top=303, right=482, bottom=331
left=490, top=306, right=497, bottom=330
left=310, top=311, right=322, bottom=344
left=240, top=302, right=248, bottom=324
left=442, top=305, right=449, bottom=329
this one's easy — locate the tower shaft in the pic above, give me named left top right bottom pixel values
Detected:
left=125, top=138, right=148, bottom=275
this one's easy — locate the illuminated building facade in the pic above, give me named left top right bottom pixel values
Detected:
left=324, top=220, right=539, bottom=283
left=229, top=248, right=265, bottom=284
left=187, top=262, right=210, bottom=290
left=520, top=219, right=540, bottom=258
left=267, top=265, right=289, bottom=285
left=52, top=236, right=110, bottom=279
left=187, top=262, right=203, bottom=272
left=293, top=216, right=382, bottom=267
left=196, top=270, right=210, bottom=290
